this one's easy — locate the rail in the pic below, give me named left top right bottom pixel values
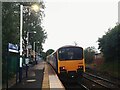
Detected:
left=83, top=72, right=120, bottom=89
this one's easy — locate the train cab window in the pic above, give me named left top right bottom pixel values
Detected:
left=58, top=47, right=83, bottom=60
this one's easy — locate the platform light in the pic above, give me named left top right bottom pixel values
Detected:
left=31, top=4, right=40, bottom=12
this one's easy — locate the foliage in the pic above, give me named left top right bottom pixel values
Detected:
left=41, top=51, right=46, bottom=60
left=2, top=1, right=47, bottom=83
left=22, top=2, right=47, bottom=52
left=2, top=2, right=20, bottom=54
left=2, top=1, right=47, bottom=55
left=2, top=2, right=20, bottom=83
left=84, top=46, right=96, bottom=64
left=46, top=49, right=54, bottom=56
left=100, top=61, right=120, bottom=78
left=98, top=24, right=120, bottom=62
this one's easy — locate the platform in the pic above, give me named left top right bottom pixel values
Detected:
left=42, top=62, right=65, bottom=89
left=3, top=60, right=65, bottom=89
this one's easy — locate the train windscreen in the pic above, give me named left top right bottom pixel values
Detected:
left=58, top=47, right=83, bottom=60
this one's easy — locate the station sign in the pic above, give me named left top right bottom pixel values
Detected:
left=8, top=43, right=19, bottom=53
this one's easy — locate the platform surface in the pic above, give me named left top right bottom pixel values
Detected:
left=42, top=62, right=65, bottom=89
left=3, top=60, right=65, bottom=90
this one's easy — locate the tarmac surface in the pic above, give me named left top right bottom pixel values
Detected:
left=2, top=60, right=65, bottom=90
left=9, top=60, right=45, bottom=89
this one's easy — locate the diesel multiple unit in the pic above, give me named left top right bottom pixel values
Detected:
left=46, top=45, right=85, bottom=82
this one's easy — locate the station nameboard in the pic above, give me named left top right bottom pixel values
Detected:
left=8, top=43, right=19, bottom=53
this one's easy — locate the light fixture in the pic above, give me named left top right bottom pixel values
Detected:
left=31, top=4, right=40, bottom=12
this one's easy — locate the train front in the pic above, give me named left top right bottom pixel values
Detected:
left=57, top=46, right=85, bottom=81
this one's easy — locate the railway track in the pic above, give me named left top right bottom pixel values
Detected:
left=59, top=72, right=120, bottom=89
left=80, top=84, right=90, bottom=90
left=62, top=81, right=90, bottom=90
left=83, top=72, right=120, bottom=89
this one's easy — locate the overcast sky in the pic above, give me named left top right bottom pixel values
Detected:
left=42, top=0, right=118, bottom=52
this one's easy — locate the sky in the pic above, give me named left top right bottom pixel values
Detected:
left=42, top=0, right=119, bottom=52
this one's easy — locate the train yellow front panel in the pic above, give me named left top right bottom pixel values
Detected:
left=59, top=60, right=84, bottom=71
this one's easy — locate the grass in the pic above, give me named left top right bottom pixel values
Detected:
left=100, top=61, right=120, bottom=78
left=86, top=59, right=120, bottom=79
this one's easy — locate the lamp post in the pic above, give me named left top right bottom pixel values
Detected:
left=26, top=31, right=36, bottom=59
left=19, top=5, right=23, bottom=83
left=19, top=4, right=40, bottom=82
left=33, top=42, right=36, bottom=64
left=33, top=41, right=40, bottom=64
left=25, top=31, right=36, bottom=77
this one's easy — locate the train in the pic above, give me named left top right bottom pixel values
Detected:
left=46, top=45, right=85, bottom=82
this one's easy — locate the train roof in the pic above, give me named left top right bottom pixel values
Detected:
left=47, top=45, right=83, bottom=56
left=58, top=45, right=83, bottom=50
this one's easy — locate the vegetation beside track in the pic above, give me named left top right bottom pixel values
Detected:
left=86, top=59, right=120, bottom=79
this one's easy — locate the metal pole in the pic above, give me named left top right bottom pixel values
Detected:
left=26, top=32, right=29, bottom=58
left=34, top=42, right=37, bottom=64
left=34, top=42, right=35, bottom=53
left=19, top=5, right=23, bottom=83
left=25, top=32, right=29, bottom=78
left=6, top=53, right=8, bottom=89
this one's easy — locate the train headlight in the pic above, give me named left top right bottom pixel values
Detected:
left=78, top=66, right=83, bottom=69
left=60, top=66, right=66, bottom=71
left=77, top=66, right=83, bottom=73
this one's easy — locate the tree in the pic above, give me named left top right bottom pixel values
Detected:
left=98, top=23, right=120, bottom=62
left=2, top=1, right=47, bottom=53
left=22, top=2, right=47, bottom=51
left=2, top=3, right=20, bottom=54
left=2, top=1, right=47, bottom=59
left=84, top=46, right=96, bottom=64
left=41, top=52, right=47, bottom=60
left=2, top=3, right=20, bottom=83
left=46, top=49, right=55, bottom=56
left=2, top=1, right=47, bottom=83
